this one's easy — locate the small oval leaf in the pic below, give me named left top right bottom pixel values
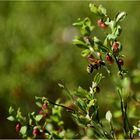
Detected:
left=35, top=114, right=43, bottom=122
left=7, top=116, right=15, bottom=121
left=105, top=110, right=112, bottom=122
left=20, top=126, right=27, bottom=136
left=115, top=11, right=127, bottom=22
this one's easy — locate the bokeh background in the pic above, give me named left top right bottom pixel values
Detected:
left=0, top=1, right=140, bottom=138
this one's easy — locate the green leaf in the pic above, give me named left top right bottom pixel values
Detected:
left=107, top=34, right=117, bottom=40
left=74, top=86, right=88, bottom=98
left=35, top=114, right=43, bottom=122
left=35, top=96, right=44, bottom=107
left=58, top=121, right=64, bottom=126
left=28, top=114, right=33, bottom=126
left=35, top=96, right=42, bottom=100
left=51, top=131, right=62, bottom=139
left=98, top=5, right=107, bottom=16
left=45, top=123, right=53, bottom=132
left=105, top=20, right=116, bottom=31
left=16, top=108, right=26, bottom=123
left=7, top=116, right=15, bottom=121
left=17, top=108, right=22, bottom=117
left=114, top=25, right=122, bottom=36
left=84, top=17, right=93, bottom=28
left=73, top=18, right=83, bottom=26
left=28, top=112, right=36, bottom=125
left=80, top=18, right=94, bottom=36
left=81, top=49, right=90, bottom=57
left=35, top=101, right=42, bottom=108
left=99, top=45, right=109, bottom=52
left=94, top=73, right=99, bottom=83
left=35, top=96, right=47, bottom=104
left=78, top=115, right=89, bottom=126
left=105, top=110, right=112, bottom=122
left=51, top=115, right=59, bottom=123
left=93, top=37, right=102, bottom=45
left=77, top=98, right=87, bottom=113
left=89, top=3, right=98, bottom=14
left=115, top=11, right=127, bottom=22
left=52, top=105, right=62, bottom=117
left=103, top=38, right=111, bottom=51
left=58, top=83, right=65, bottom=88
left=72, top=113, right=89, bottom=126
left=87, top=99, right=96, bottom=108
left=103, top=38, right=109, bottom=47
left=9, top=106, right=14, bottom=114
left=89, top=3, right=107, bottom=17
left=20, top=126, right=27, bottom=136
left=73, top=37, right=87, bottom=49
left=73, top=17, right=94, bottom=36
left=94, top=73, right=104, bottom=85
left=93, top=36, right=108, bottom=52
left=93, top=37, right=108, bottom=52
left=91, top=121, right=112, bottom=139
left=119, top=43, right=123, bottom=52
left=80, top=26, right=89, bottom=36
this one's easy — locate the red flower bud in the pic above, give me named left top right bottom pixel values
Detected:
left=38, top=109, right=48, bottom=118
left=106, top=54, right=114, bottom=64
left=112, top=42, right=119, bottom=49
left=112, top=42, right=119, bottom=55
left=16, top=123, right=21, bottom=133
left=97, top=19, right=107, bottom=29
left=38, top=109, right=44, bottom=115
left=42, top=103, right=48, bottom=110
left=33, top=128, right=40, bottom=136
left=118, top=58, right=124, bottom=66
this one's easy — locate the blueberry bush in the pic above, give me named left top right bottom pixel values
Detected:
left=7, top=3, right=140, bottom=139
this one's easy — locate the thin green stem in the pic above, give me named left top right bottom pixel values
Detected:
left=64, top=86, right=75, bottom=101
left=124, top=104, right=133, bottom=139
left=48, top=100, right=76, bottom=113
left=96, top=107, right=100, bottom=124
left=117, top=89, right=133, bottom=139
left=89, top=122, right=113, bottom=139
left=117, top=88, right=127, bottom=137
left=113, top=55, right=121, bottom=71
left=110, top=121, right=116, bottom=140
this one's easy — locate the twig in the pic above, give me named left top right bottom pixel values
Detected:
left=117, top=88, right=127, bottom=137
left=110, top=121, right=116, bottom=140
left=48, top=100, right=76, bottom=113
left=124, top=103, right=133, bottom=139
left=113, top=55, right=121, bottom=71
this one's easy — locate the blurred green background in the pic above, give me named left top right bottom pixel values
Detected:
left=0, top=1, right=140, bottom=138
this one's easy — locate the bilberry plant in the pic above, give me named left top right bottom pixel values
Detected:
left=7, top=3, right=140, bottom=139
